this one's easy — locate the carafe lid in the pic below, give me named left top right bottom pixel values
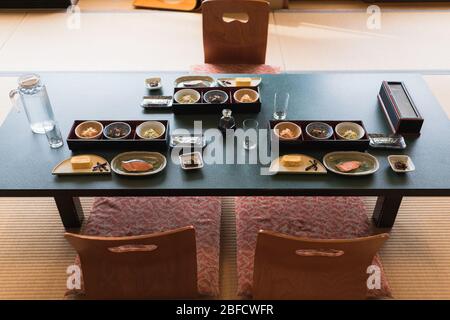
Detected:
left=222, top=109, right=232, bottom=117
left=18, top=74, right=40, bottom=89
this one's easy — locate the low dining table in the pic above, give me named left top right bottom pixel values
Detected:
left=0, top=72, right=449, bottom=230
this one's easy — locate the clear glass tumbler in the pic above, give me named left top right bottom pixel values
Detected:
left=273, top=92, right=290, bottom=120
left=243, top=119, right=259, bottom=150
left=44, top=121, right=64, bottom=149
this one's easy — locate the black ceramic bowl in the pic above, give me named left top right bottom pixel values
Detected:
left=204, top=90, right=228, bottom=104
left=305, top=122, right=334, bottom=140
left=103, top=122, right=132, bottom=140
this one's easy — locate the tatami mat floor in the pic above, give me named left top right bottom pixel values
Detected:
left=0, top=196, right=449, bottom=299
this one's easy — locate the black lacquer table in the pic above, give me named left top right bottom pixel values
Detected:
left=0, top=72, right=449, bottom=230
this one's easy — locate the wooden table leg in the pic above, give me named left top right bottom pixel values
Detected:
left=54, top=196, right=84, bottom=230
left=372, top=195, right=403, bottom=228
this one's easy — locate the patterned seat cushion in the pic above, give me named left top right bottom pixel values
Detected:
left=75, top=196, right=222, bottom=297
left=235, top=196, right=392, bottom=298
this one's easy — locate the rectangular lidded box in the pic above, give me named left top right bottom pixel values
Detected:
left=378, top=81, right=424, bottom=135
left=172, top=86, right=261, bottom=114
left=66, top=120, right=169, bottom=151
left=269, top=120, right=370, bottom=151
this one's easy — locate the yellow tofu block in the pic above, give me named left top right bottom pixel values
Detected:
left=235, top=77, right=252, bottom=87
left=70, top=156, right=92, bottom=170
left=281, top=155, right=302, bottom=167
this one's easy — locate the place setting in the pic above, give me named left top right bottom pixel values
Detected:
left=48, top=74, right=424, bottom=180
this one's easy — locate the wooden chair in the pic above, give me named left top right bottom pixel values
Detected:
left=202, top=0, right=270, bottom=64
left=65, top=226, right=198, bottom=299
left=253, top=230, right=389, bottom=300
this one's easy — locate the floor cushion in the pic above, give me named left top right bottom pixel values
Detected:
left=235, top=196, right=392, bottom=298
left=72, top=196, right=222, bottom=297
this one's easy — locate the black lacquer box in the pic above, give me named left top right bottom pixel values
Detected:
left=378, top=81, right=424, bottom=135
left=66, top=120, right=169, bottom=151
left=268, top=120, right=370, bottom=151
left=172, top=86, right=261, bottom=114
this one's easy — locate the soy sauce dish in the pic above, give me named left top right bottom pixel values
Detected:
left=387, top=155, right=415, bottom=173
left=179, top=152, right=204, bottom=170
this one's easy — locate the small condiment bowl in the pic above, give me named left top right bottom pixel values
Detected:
left=204, top=90, right=228, bottom=104
left=335, top=122, right=365, bottom=140
left=174, top=88, right=201, bottom=104
left=305, top=122, right=333, bottom=140
left=145, top=77, right=162, bottom=90
left=136, top=121, right=166, bottom=140
left=103, top=122, right=131, bottom=140
left=179, top=152, right=204, bottom=170
left=273, top=122, right=302, bottom=141
left=387, top=155, right=415, bottom=173
left=233, top=88, right=259, bottom=103
left=75, top=121, right=103, bottom=139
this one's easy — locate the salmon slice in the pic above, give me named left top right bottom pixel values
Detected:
left=121, top=159, right=153, bottom=172
left=336, top=161, right=361, bottom=172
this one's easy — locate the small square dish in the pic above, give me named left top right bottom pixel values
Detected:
left=179, top=152, right=204, bottom=170
left=141, top=96, right=172, bottom=109
left=170, top=134, right=206, bottom=148
left=145, top=77, right=162, bottom=90
left=387, top=155, right=415, bottom=173
left=369, top=133, right=406, bottom=149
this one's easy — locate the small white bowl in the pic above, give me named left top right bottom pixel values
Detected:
left=75, top=121, right=103, bottom=139
left=335, top=122, right=365, bottom=140
left=233, top=88, right=259, bottom=103
left=174, top=89, right=201, bottom=104
left=136, top=121, right=166, bottom=140
left=387, top=155, right=415, bottom=173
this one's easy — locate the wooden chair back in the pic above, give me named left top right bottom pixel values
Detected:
left=202, top=0, right=270, bottom=64
left=65, top=226, right=198, bottom=299
left=253, top=230, right=389, bottom=300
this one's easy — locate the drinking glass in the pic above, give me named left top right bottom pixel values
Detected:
left=44, top=121, right=64, bottom=149
left=273, top=92, right=290, bottom=120
left=243, top=119, right=258, bottom=150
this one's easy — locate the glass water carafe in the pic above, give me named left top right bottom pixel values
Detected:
left=9, top=74, right=56, bottom=134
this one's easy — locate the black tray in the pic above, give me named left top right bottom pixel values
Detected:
left=269, top=120, right=370, bottom=151
left=67, top=120, right=169, bottom=151
left=172, top=86, right=261, bottom=114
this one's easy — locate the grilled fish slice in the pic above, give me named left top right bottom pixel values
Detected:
left=121, top=159, right=153, bottom=172
left=336, top=161, right=361, bottom=172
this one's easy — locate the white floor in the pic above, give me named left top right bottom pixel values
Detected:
left=274, top=11, right=450, bottom=72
